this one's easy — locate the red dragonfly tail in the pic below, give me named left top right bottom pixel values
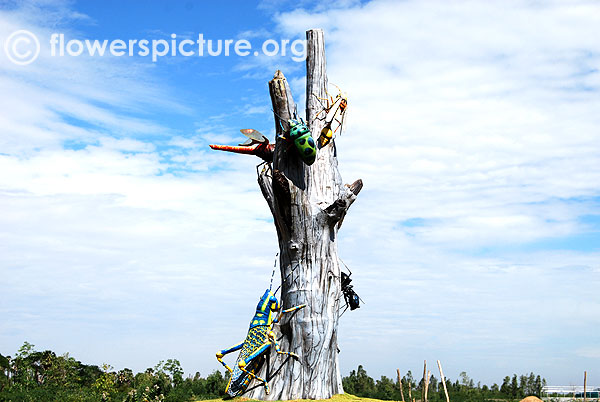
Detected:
left=209, top=143, right=274, bottom=162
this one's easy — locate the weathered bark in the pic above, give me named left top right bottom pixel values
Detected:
left=248, top=29, right=362, bottom=400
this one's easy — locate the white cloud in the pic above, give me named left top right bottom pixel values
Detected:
left=269, top=0, right=600, bottom=248
left=576, top=347, right=600, bottom=359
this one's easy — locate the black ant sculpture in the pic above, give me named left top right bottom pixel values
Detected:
left=339, top=262, right=363, bottom=316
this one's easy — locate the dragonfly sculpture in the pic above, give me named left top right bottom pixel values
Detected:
left=210, top=129, right=275, bottom=162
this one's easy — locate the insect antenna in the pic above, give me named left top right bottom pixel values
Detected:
left=338, top=258, right=365, bottom=307
left=271, top=109, right=291, bottom=139
left=273, top=259, right=300, bottom=298
left=271, top=108, right=303, bottom=125
left=271, top=109, right=285, bottom=124
left=331, top=83, right=342, bottom=93
left=339, top=257, right=352, bottom=276
left=269, top=253, right=278, bottom=291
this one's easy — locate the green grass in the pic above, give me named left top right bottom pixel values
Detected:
left=193, top=393, right=399, bottom=402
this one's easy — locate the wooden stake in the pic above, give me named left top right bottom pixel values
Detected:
left=409, top=380, right=412, bottom=400
left=422, top=360, right=427, bottom=402
left=398, top=369, right=406, bottom=402
left=583, top=371, right=587, bottom=402
left=437, top=360, right=450, bottom=402
left=425, top=370, right=431, bottom=402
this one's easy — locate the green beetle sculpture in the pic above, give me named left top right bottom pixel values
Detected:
left=278, top=116, right=317, bottom=166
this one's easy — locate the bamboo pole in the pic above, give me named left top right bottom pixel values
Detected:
left=398, top=369, right=406, bottom=402
left=437, top=360, right=450, bottom=402
left=583, top=371, right=587, bottom=402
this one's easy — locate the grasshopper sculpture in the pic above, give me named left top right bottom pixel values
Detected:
left=216, top=289, right=306, bottom=397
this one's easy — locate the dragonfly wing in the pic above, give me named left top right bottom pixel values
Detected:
left=336, top=108, right=346, bottom=134
left=325, top=97, right=343, bottom=122
left=240, top=129, right=266, bottom=143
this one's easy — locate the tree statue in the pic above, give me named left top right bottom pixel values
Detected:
left=211, top=29, right=362, bottom=400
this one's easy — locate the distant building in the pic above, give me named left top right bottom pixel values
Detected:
left=543, top=386, right=600, bottom=398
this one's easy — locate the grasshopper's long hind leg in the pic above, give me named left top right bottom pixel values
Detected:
left=216, top=341, right=244, bottom=373
left=238, top=342, right=272, bottom=394
left=269, top=304, right=307, bottom=361
left=269, top=330, right=301, bottom=361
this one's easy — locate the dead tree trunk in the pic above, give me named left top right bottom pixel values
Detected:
left=248, top=29, right=362, bottom=400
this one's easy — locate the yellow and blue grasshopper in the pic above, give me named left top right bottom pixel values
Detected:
left=216, top=289, right=306, bottom=397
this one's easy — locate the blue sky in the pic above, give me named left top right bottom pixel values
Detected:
left=1, top=0, right=599, bottom=388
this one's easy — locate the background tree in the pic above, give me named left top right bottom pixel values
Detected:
left=403, top=370, right=414, bottom=387
left=375, top=376, right=396, bottom=400
left=460, top=371, right=475, bottom=389
left=430, top=374, right=439, bottom=394
left=1, top=342, right=549, bottom=402
left=342, top=368, right=359, bottom=395
left=0, top=354, right=9, bottom=391
left=501, top=375, right=511, bottom=396
left=164, top=359, right=184, bottom=387
left=116, top=368, right=134, bottom=392
left=93, top=363, right=116, bottom=401
left=510, top=374, right=519, bottom=398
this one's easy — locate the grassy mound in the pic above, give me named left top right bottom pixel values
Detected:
left=193, top=393, right=398, bottom=402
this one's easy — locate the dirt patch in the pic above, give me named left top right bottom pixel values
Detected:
left=520, top=396, right=543, bottom=402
